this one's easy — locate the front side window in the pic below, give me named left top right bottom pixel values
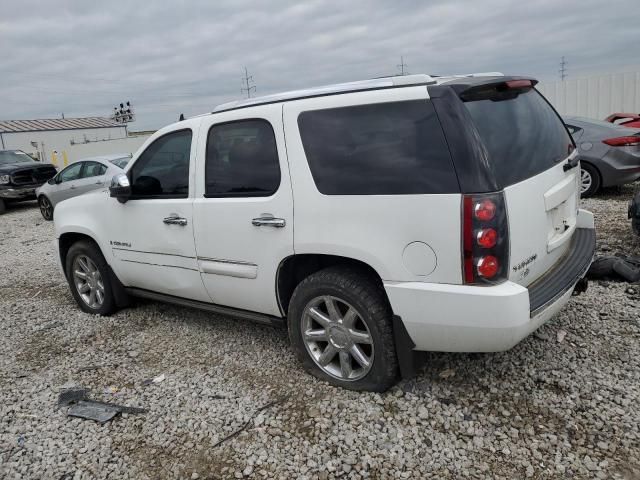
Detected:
left=205, top=119, right=280, bottom=197
left=130, top=129, right=192, bottom=198
left=297, top=100, right=459, bottom=195
left=58, top=162, right=83, bottom=182
left=81, top=162, right=107, bottom=178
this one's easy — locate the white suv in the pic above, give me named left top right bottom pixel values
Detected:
left=54, top=74, right=595, bottom=391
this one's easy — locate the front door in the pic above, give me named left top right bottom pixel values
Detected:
left=107, top=123, right=210, bottom=302
left=193, top=104, right=294, bottom=316
left=50, top=161, right=84, bottom=204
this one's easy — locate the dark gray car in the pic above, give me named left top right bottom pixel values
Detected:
left=564, top=116, right=640, bottom=197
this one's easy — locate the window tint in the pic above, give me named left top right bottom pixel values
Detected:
left=297, top=100, right=458, bottom=195
left=81, top=162, right=107, bottom=178
left=130, top=129, right=192, bottom=198
left=205, top=119, right=280, bottom=197
left=59, top=162, right=83, bottom=182
left=463, top=89, right=572, bottom=187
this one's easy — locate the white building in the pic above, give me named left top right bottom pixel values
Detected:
left=538, top=69, right=640, bottom=120
left=0, top=117, right=150, bottom=167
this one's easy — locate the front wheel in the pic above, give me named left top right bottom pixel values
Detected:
left=0, top=198, right=5, bottom=215
left=65, top=240, right=117, bottom=315
left=288, top=267, right=398, bottom=392
left=38, top=196, right=53, bottom=221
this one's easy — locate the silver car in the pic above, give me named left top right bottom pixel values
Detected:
left=35, top=154, right=131, bottom=220
left=563, top=116, right=640, bottom=197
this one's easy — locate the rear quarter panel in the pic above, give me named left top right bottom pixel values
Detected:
left=282, top=87, right=462, bottom=283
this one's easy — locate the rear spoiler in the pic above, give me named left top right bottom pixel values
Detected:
left=437, top=76, right=538, bottom=100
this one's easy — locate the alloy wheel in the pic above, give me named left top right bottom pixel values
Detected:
left=580, top=169, right=592, bottom=195
left=39, top=197, right=53, bottom=220
left=72, top=255, right=105, bottom=309
left=301, top=295, right=374, bottom=381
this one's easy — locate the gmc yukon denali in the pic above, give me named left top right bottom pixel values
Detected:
left=53, top=74, right=595, bottom=391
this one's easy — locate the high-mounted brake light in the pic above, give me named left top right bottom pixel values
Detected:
left=462, top=193, right=509, bottom=285
left=603, top=136, right=640, bottom=147
left=505, top=79, right=533, bottom=89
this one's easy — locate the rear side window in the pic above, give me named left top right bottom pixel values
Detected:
left=297, top=100, right=459, bottom=195
left=205, top=119, right=280, bottom=197
left=463, top=89, right=572, bottom=187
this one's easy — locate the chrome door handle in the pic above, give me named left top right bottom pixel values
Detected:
left=252, top=214, right=286, bottom=228
left=163, top=214, right=188, bottom=226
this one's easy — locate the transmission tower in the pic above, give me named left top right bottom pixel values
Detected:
left=559, top=56, right=567, bottom=81
left=241, top=67, right=256, bottom=98
left=396, top=56, right=409, bottom=76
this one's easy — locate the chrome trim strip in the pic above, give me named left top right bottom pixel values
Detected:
left=112, top=247, right=196, bottom=259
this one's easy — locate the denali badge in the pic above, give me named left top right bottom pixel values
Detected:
left=110, top=240, right=132, bottom=248
left=513, top=254, right=537, bottom=272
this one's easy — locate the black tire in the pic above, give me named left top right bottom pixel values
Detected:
left=288, top=267, right=398, bottom=392
left=0, top=198, right=5, bottom=215
left=65, top=240, right=117, bottom=316
left=38, top=195, right=53, bottom=221
left=580, top=163, right=601, bottom=198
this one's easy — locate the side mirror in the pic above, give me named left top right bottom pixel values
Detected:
left=109, top=173, right=131, bottom=203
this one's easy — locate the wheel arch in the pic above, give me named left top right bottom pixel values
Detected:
left=276, top=253, right=387, bottom=317
left=58, top=231, right=103, bottom=279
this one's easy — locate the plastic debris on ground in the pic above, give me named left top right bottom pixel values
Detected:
left=57, top=388, right=146, bottom=423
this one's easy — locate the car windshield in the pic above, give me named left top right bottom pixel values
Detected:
left=0, top=150, right=33, bottom=165
left=109, top=157, right=130, bottom=169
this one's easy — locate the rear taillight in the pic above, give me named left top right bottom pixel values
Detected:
left=462, top=192, right=509, bottom=285
left=603, top=136, right=640, bottom=147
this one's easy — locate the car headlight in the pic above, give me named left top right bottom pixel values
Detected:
left=0, top=175, right=10, bottom=185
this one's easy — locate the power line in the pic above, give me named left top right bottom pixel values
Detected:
left=396, top=56, right=409, bottom=76
left=241, top=66, right=256, bottom=98
left=559, top=56, right=568, bottom=81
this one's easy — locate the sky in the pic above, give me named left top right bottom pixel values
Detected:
left=1, top=0, right=638, bottom=131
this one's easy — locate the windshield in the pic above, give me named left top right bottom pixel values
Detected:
left=109, top=157, right=130, bottom=169
left=0, top=150, right=33, bottom=166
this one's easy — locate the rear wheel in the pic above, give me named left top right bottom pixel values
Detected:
left=65, top=240, right=117, bottom=315
left=580, top=163, right=601, bottom=198
left=38, top=195, right=53, bottom=221
left=288, top=267, right=398, bottom=392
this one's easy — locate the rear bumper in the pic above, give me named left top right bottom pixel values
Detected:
left=385, top=211, right=595, bottom=352
left=0, top=185, right=38, bottom=200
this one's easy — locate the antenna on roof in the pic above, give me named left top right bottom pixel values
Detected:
left=179, top=113, right=185, bottom=121
left=241, top=67, right=256, bottom=98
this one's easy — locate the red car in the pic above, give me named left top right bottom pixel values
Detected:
left=605, top=113, right=640, bottom=129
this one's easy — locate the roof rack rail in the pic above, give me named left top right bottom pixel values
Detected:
left=212, top=74, right=437, bottom=113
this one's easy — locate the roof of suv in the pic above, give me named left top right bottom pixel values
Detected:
left=212, top=72, right=506, bottom=114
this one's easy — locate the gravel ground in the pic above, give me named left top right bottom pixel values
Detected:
left=1, top=185, right=639, bottom=480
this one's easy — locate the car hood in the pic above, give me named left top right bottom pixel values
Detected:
left=0, top=160, right=42, bottom=173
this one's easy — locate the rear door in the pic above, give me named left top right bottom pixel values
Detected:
left=460, top=84, right=578, bottom=286
left=75, top=161, right=108, bottom=196
left=192, top=104, right=294, bottom=316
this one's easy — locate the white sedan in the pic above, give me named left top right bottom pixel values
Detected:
left=35, top=154, right=131, bottom=220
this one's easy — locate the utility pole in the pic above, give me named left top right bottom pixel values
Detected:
left=396, top=56, right=409, bottom=76
left=241, top=66, right=256, bottom=98
left=559, top=56, right=567, bottom=81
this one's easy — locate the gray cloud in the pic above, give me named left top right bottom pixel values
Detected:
left=1, top=0, right=637, bottom=130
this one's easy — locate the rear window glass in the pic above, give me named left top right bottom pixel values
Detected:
left=297, top=100, right=459, bottom=195
left=463, top=89, right=572, bottom=187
